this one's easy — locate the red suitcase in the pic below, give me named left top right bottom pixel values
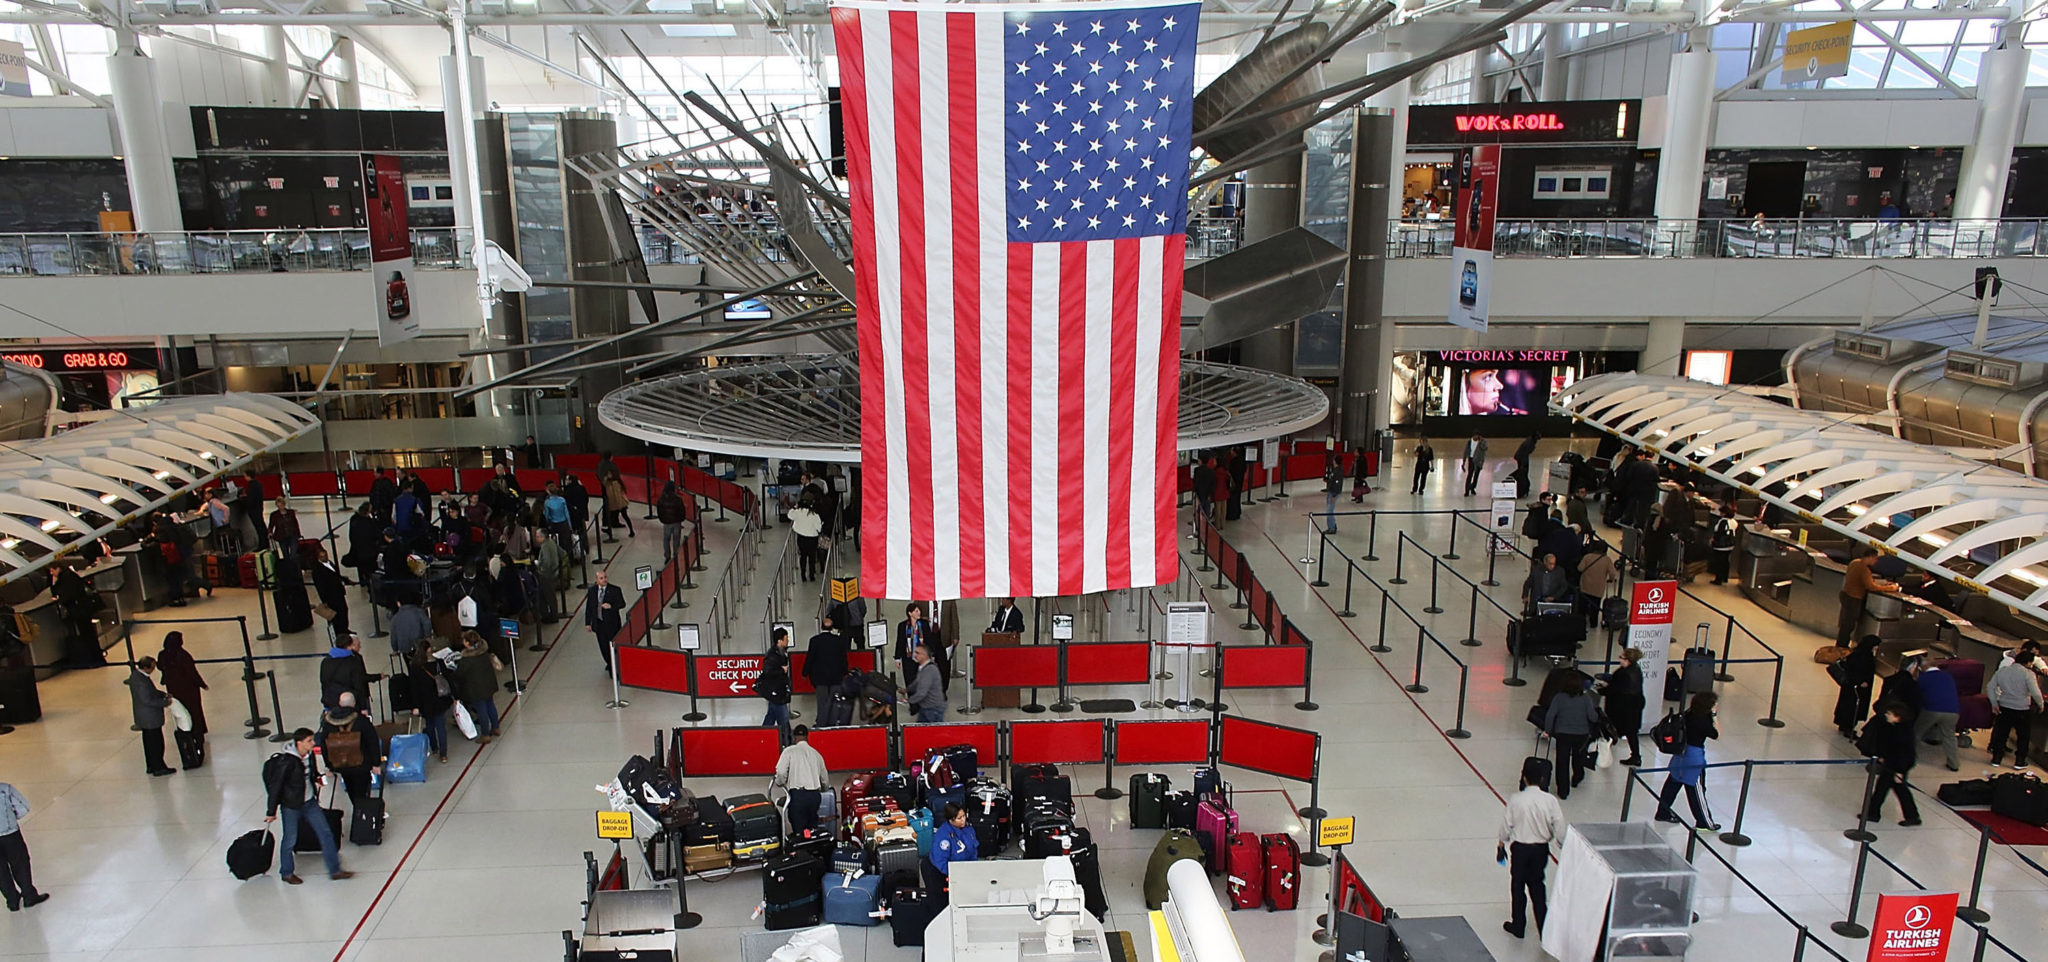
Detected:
left=238, top=552, right=261, bottom=588
left=1224, top=832, right=1263, bottom=910
left=1261, top=833, right=1300, bottom=910
left=841, top=771, right=886, bottom=820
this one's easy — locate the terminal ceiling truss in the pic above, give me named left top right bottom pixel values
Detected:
left=1554, top=372, right=2048, bottom=621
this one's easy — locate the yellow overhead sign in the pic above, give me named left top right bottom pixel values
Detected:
left=1319, top=816, right=1356, bottom=848
left=1781, top=22, right=1854, bottom=85
left=596, top=810, right=635, bottom=840
left=831, top=577, right=859, bottom=603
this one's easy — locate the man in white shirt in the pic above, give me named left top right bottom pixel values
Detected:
left=0, top=781, right=48, bottom=911
left=774, top=725, right=830, bottom=832
left=1497, top=757, right=1567, bottom=939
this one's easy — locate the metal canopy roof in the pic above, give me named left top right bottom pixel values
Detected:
left=1552, top=372, right=2048, bottom=617
left=0, top=394, right=319, bottom=586
left=597, top=355, right=1329, bottom=462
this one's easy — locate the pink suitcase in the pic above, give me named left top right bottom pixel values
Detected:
left=1195, top=798, right=1238, bottom=874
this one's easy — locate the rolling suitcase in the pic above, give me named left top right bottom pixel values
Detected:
left=1225, top=832, right=1264, bottom=909
left=1682, top=628, right=1715, bottom=694
left=965, top=777, right=1013, bottom=853
left=1014, top=763, right=1073, bottom=808
left=762, top=852, right=826, bottom=930
left=239, top=552, right=262, bottom=589
left=1196, top=798, right=1239, bottom=874
left=868, top=826, right=921, bottom=889
left=688, top=794, right=735, bottom=846
left=908, top=807, right=936, bottom=855
left=1192, top=766, right=1223, bottom=799
left=831, top=841, right=866, bottom=876
left=1164, top=790, right=1198, bottom=831
left=1025, top=823, right=1090, bottom=860
left=1992, top=773, right=2048, bottom=827
left=927, top=743, right=979, bottom=781
left=175, top=730, right=206, bottom=770
left=294, top=805, right=344, bottom=853
left=1261, top=833, right=1301, bottom=910
left=724, top=793, right=782, bottom=860
left=0, top=664, right=40, bottom=724
left=226, top=828, right=274, bottom=880
left=1129, top=772, right=1171, bottom=829
left=824, top=871, right=885, bottom=926
left=888, top=887, right=942, bottom=947
left=683, top=842, right=732, bottom=874
left=841, top=771, right=886, bottom=818
left=1143, top=829, right=1204, bottom=909
left=785, top=829, right=835, bottom=862
left=350, top=786, right=386, bottom=846
left=1019, top=796, right=1074, bottom=835
left=273, top=581, right=315, bottom=634
left=1067, top=840, right=1110, bottom=920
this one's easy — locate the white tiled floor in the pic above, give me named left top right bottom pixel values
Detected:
left=1, top=447, right=2044, bottom=962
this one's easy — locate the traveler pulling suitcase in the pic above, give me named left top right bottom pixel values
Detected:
left=1261, top=833, right=1301, bottom=910
left=824, top=871, right=884, bottom=926
left=1129, top=772, right=1171, bottom=829
left=1224, top=832, right=1264, bottom=909
left=1682, top=626, right=1715, bottom=694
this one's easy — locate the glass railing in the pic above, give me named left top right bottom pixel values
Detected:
left=0, top=228, right=467, bottom=276
left=1386, top=217, right=2048, bottom=260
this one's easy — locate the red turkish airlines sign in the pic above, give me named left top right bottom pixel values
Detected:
left=1630, top=581, right=1676, bottom=627
left=1866, top=892, right=1958, bottom=962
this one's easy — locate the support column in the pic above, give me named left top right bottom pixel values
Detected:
left=104, top=33, right=182, bottom=232
left=1953, top=31, right=2031, bottom=221
left=1652, top=33, right=1716, bottom=254
left=333, top=36, right=362, bottom=110
left=439, top=51, right=488, bottom=251
left=1340, top=109, right=1396, bottom=446
left=263, top=26, right=292, bottom=106
left=1643, top=317, right=1685, bottom=377
left=1367, top=51, right=1410, bottom=221
left=1238, top=152, right=1303, bottom=375
left=1540, top=28, right=1569, bottom=101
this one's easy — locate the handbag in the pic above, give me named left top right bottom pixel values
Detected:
left=1826, top=659, right=1849, bottom=685
left=313, top=604, right=336, bottom=622
left=169, top=698, right=193, bottom=732
left=451, top=700, right=479, bottom=740
left=1594, top=738, right=1617, bottom=770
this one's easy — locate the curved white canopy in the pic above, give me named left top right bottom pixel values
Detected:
left=1553, top=373, right=2048, bottom=618
left=0, top=395, right=318, bottom=586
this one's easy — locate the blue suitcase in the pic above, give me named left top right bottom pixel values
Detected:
left=824, top=871, right=884, bottom=926
left=909, top=807, right=936, bottom=856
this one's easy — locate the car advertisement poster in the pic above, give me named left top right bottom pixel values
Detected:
left=1629, top=579, right=1676, bottom=692
left=1447, top=145, right=1499, bottom=333
left=362, top=153, right=419, bottom=346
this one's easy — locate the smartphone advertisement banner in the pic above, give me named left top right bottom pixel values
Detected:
left=362, top=153, right=419, bottom=346
left=1628, top=579, right=1676, bottom=692
left=1447, top=145, right=1499, bottom=333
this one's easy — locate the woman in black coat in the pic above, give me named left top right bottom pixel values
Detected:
left=1603, top=647, right=1647, bottom=766
left=156, top=631, right=209, bottom=735
left=1833, top=635, right=1880, bottom=736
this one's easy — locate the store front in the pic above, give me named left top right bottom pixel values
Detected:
left=0, top=345, right=163, bottom=409
left=1402, top=100, right=1650, bottom=227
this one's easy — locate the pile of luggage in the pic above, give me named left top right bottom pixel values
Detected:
left=1129, top=767, right=1299, bottom=913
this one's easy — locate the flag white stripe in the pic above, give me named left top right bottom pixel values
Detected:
left=1030, top=243, right=1061, bottom=598
left=1133, top=234, right=1162, bottom=584
left=1082, top=239, right=1112, bottom=594
left=918, top=11, right=960, bottom=601
left=976, top=12, right=1009, bottom=597
left=862, top=8, right=911, bottom=596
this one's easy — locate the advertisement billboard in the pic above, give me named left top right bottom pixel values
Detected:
left=362, top=153, right=420, bottom=346
left=1628, top=580, right=1677, bottom=693
left=1447, top=145, right=1499, bottom=333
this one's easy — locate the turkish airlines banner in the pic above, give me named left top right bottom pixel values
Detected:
left=362, top=153, right=419, bottom=346
left=1447, top=145, right=1499, bottom=333
left=1628, top=579, right=1676, bottom=698
left=1867, top=892, right=1958, bottom=962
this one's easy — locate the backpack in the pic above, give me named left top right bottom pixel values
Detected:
left=325, top=726, right=367, bottom=769
left=1651, top=711, right=1687, bottom=755
left=517, top=569, right=542, bottom=611
left=1709, top=518, right=1737, bottom=550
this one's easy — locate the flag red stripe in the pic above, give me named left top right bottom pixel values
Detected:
left=889, top=9, right=935, bottom=594
left=946, top=12, right=985, bottom=598
left=1106, top=237, right=1138, bottom=589
left=1006, top=247, right=1034, bottom=593
left=836, top=10, right=886, bottom=594
left=1057, top=242, right=1087, bottom=596
left=1156, top=232, right=1184, bottom=580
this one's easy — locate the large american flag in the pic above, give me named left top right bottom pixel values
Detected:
left=833, top=0, right=1197, bottom=601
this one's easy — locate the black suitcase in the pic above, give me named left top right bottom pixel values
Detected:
left=1664, top=667, right=1684, bottom=702
left=889, top=887, right=943, bottom=947
left=1130, top=773, right=1171, bottom=829
left=0, top=664, right=38, bottom=724
left=1601, top=596, right=1629, bottom=630
left=294, top=806, right=344, bottom=852
left=785, top=828, right=835, bottom=862
left=1025, top=823, right=1091, bottom=859
left=688, top=794, right=735, bottom=845
left=351, top=793, right=386, bottom=846
left=274, top=582, right=315, bottom=634
left=1508, top=613, right=1585, bottom=660
left=966, top=777, right=1014, bottom=853
left=1682, top=638, right=1715, bottom=694
left=1067, top=840, right=1110, bottom=920
left=762, top=852, right=826, bottom=930
left=175, top=730, right=206, bottom=770
left=1020, top=796, right=1074, bottom=834
left=1015, top=763, right=1073, bottom=808
left=1164, top=790, right=1199, bottom=830
left=724, top=793, right=782, bottom=859
left=226, top=828, right=274, bottom=880
left=1938, top=779, right=1995, bottom=806
left=1992, top=774, right=2048, bottom=827
left=926, top=742, right=979, bottom=781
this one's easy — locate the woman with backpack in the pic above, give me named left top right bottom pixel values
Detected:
left=1653, top=691, right=1719, bottom=830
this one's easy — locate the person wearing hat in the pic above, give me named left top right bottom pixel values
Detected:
left=1497, top=757, right=1566, bottom=939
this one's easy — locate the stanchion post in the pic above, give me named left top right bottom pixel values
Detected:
left=237, top=617, right=260, bottom=682
left=369, top=584, right=386, bottom=638
left=1444, top=510, right=1461, bottom=560
left=1296, top=737, right=1326, bottom=819
left=1363, top=511, right=1379, bottom=561
left=1311, top=529, right=1329, bottom=587
left=1718, top=760, right=1756, bottom=846
left=1831, top=837, right=1873, bottom=938
left=1483, top=534, right=1501, bottom=587
left=1461, top=582, right=1481, bottom=646
left=1296, top=638, right=1318, bottom=712
left=1503, top=627, right=1527, bottom=687
left=1715, top=620, right=1736, bottom=683
left=681, top=651, right=707, bottom=721
left=265, top=670, right=291, bottom=742
left=1389, top=536, right=1407, bottom=585
left=604, top=643, right=630, bottom=709
left=1311, top=843, right=1340, bottom=946
left=577, top=536, right=592, bottom=590
left=1445, top=662, right=1471, bottom=738
left=240, top=667, right=270, bottom=740
left=1405, top=622, right=1428, bottom=693
left=1195, top=517, right=1212, bottom=572
left=650, top=578, right=671, bottom=631
left=1620, top=771, right=1636, bottom=821
left=1424, top=559, right=1443, bottom=614
left=1370, top=592, right=1391, bottom=653
left=255, top=572, right=278, bottom=641
left=1337, top=563, right=1356, bottom=618
left=1844, top=763, right=1880, bottom=842
left=1958, top=822, right=1994, bottom=924
left=1757, top=654, right=1787, bottom=728
left=1095, top=723, right=1122, bottom=799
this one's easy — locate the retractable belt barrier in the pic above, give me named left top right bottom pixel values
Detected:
left=1188, top=514, right=1320, bottom=712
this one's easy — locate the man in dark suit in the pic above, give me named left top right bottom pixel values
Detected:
left=894, top=602, right=944, bottom=686
left=989, top=598, right=1025, bottom=634
left=585, top=569, right=625, bottom=671
left=368, top=468, right=398, bottom=524
left=804, top=615, right=851, bottom=726
left=309, top=546, right=351, bottom=643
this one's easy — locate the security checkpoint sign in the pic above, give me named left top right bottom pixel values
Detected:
left=1629, top=580, right=1677, bottom=695
left=694, top=654, right=762, bottom=698
left=1866, top=892, right=1959, bottom=962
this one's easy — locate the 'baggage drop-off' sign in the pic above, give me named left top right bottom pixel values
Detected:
left=694, top=654, right=762, bottom=698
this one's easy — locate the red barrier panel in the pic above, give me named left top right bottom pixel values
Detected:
left=341, top=469, right=374, bottom=496
left=1111, top=719, right=1211, bottom=765
left=454, top=467, right=495, bottom=491
left=974, top=645, right=1059, bottom=689
left=284, top=471, right=341, bottom=496
left=555, top=454, right=600, bottom=470
left=1281, top=620, right=1311, bottom=647
left=901, top=722, right=999, bottom=770
left=790, top=650, right=878, bottom=695
left=615, top=644, right=692, bottom=694
left=1009, top=719, right=1106, bottom=766
left=804, top=725, right=892, bottom=772
left=514, top=469, right=557, bottom=491
left=1245, top=571, right=1271, bottom=635
left=1217, top=714, right=1318, bottom=783
left=678, top=726, right=781, bottom=777
left=1218, top=645, right=1309, bottom=690
left=1062, top=641, right=1152, bottom=687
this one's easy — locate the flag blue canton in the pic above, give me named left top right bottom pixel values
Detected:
left=1003, top=4, right=1198, bottom=244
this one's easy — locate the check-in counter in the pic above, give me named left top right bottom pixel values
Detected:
left=1737, top=526, right=1851, bottom=638
left=9, top=555, right=140, bottom=679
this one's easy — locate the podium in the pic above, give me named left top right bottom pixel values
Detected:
left=979, top=631, right=1022, bottom=708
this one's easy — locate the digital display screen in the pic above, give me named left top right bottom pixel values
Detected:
left=1456, top=367, right=1547, bottom=416
left=725, top=297, right=772, bottom=321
